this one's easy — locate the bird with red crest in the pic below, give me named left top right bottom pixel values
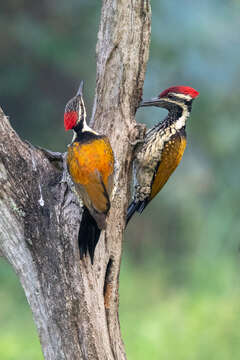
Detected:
left=127, top=85, right=199, bottom=224
left=64, top=81, right=115, bottom=263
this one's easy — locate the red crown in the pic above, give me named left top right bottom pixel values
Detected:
left=159, top=86, right=199, bottom=99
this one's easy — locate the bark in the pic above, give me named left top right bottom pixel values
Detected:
left=0, top=1, right=151, bottom=359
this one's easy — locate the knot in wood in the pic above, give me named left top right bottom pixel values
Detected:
left=128, top=123, right=146, bottom=146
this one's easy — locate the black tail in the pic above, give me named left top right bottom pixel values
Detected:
left=78, top=207, right=101, bottom=264
left=126, top=199, right=148, bottom=226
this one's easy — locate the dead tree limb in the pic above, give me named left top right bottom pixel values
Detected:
left=0, top=1, right=151, bottom=359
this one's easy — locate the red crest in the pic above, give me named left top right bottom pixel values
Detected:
left=64, top=111, right=78, bottom=131
left=159, top=86, right=199, bottom=99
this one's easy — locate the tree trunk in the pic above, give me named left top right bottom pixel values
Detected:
left=0, top=1, right=151, bottom=359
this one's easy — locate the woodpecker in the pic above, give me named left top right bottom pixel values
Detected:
left=127, top=85, right=199, bottom=224
left=64, top=82, right=114, bottom=263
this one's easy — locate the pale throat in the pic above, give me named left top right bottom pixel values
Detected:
left=174, top=104, right=189, bottom=130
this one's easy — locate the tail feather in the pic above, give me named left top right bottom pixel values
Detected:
left=126, top=199, right=148, bottom=226
left=78, top=207, right=101, bottom=264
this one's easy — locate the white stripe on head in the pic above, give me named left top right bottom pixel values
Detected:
left=71, top=130, right=77, bottom=143
left=169, top=92, right=192, bottom=101
left=79, top=97, right=98, bottom=135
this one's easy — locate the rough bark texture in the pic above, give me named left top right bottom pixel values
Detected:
left=0, top=1, right=151, bottom=359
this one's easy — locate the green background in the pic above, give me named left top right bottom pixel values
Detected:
left=1, top=1, right=240, bottom=359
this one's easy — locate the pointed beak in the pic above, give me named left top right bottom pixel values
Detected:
left=139, top=97, right=165, bottom=107
left=76, top=80, right=84, bottom=96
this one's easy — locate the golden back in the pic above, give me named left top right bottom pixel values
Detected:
left=150, top=134, right=187, bottom=200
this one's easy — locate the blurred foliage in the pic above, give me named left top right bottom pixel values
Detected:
left=1, top=257, right=240, bottom=359
left=1, top=0, right=240, bottom=359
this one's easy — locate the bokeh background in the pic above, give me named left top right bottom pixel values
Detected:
left=1, top=1, right=240, bottom=359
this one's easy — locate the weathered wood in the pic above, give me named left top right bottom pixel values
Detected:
left=92, top=1, right=151, bottom=358
left=0, top=1, right=151, bottom=359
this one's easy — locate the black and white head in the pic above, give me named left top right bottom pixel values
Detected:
left=140, top=85, right=199, bottom=111
left=64, top=81, right=96, bottom=135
